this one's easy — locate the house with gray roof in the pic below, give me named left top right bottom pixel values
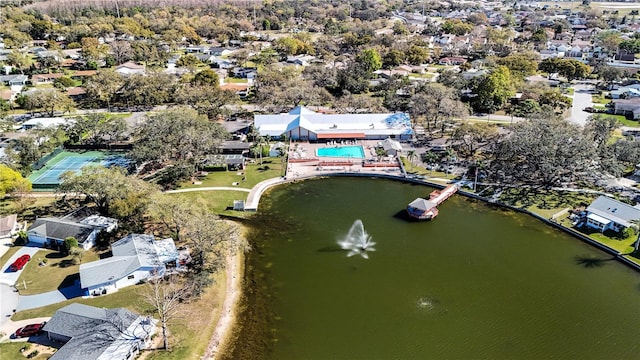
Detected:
left=27, top=214, right=117, bottom=250
left=585, top=196, right=640, bottom=233
left=80, top=234, right=179, bottom=296
left=27, top=218, right=100, bottom=250
left=0, top=74, right=27, bottom=86
left=43, top=303, right=156, bottom=360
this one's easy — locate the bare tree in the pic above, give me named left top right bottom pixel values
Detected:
left=143, top=276, right=191, bottom=351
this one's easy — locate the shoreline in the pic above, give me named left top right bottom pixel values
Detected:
left=202, top=249, right=244, bottom=360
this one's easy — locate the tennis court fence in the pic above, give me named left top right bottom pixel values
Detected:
left=32, top=147, right=63, bottom=171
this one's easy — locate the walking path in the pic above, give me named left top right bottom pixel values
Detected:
left=202, top=252, right=243, bottom=360
left=166, top=187, right=251, bottom=194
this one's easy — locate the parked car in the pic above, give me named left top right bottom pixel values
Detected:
left=9, top=254, right=30, bottom=272
left=13, top=322, right=46, bottom=338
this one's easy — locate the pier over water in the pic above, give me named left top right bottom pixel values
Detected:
left=406, top=184, right=458, bottom=220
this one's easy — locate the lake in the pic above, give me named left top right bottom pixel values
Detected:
left=227, top=177, right=640, bottom=360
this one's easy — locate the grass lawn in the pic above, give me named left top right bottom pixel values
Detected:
left=0, top=246, right=21, bottom=268
left=171, top=191, right=253, bottom=218
left=12, top=284, right=154, bottom=321
left=179, top=158, right=284, bottom=190
left=401, top=158, right=458, bottom=182
left=16, top=249, right=100, bottom=296
left=225, top=77, right=248, bottom=83
left=0, top=342, right=51, bottom=360
left=499, top=188, right=597, bottom=217
left=614, top=115, right=640, bottom=127
left=147, top=271, right=226, bottom=360
left=592, top=95, right=610, bottom=105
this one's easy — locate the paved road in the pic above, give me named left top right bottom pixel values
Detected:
left=0, top=284, right=20, bottom=328
left=568, top=83, right=594, bottom=126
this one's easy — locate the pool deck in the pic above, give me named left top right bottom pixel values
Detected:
left=287, top=140, right=402, bottom=179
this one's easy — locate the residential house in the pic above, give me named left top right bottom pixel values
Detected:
left=43, top=303, right=156, bottom=360
left=70, top=70, right=97, bottom=81
left=36, top=50, right=64, bottom=62
left=613, top=98, right=640, bottom=119
left=610, top=84, right=640, bottom=99
left=79, top=234, right=179, bottom=295
left=31, top=73, right=64, bottom=85
left=584, top=195, right=640, bottom=233
left=438, top=57, right=467, bottom=66
left=185, top=45, right=208, bottom=53
left=115, top=61, right=145, bottom=76
left=0, top=74, right=27, bottom=86
left=67, top=87, right=87, bottom=100
left=27, top=214, right=117, bottom=250
left=0, top=214, right=21, bottom=239
left=209, top=47, right=236, bottom=57
left=219, top=140, right=251, bottom=155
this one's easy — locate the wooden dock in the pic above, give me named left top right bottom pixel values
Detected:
left=406, top=184, right=458, bottom=220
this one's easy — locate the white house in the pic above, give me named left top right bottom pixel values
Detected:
left=380, top=137, right=403, bottom=156
left=44, top=303, right=156, bottom=360
left=254, top=106, right=413, bottom=141
left=27, top=218, right=101, bottom=250
left=80, top=234, right=179, bottom=296
left=115, top=61, right=146, bottom=75
left=0, top=214, right=21, bottom=239
left=584, top=196, right=640, bottom=233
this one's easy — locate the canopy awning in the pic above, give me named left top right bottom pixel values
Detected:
left=587, top=213, right=611, bottom=225
left=317, top=133, right=366, bottom=139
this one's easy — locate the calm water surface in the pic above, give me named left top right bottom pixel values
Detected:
left=234, top=178, right=640, bottom=360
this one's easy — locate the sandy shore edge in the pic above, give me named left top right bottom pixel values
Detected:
left=202, top=250, right=243, bottom=360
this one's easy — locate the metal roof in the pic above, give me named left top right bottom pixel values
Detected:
left=586, top=196, right=640, bottom=228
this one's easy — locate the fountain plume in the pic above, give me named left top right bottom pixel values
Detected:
left=338, top=220, right=376, bottom=259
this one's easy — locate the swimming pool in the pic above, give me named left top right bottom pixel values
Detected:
left=316, top=145, right=365, bottom=158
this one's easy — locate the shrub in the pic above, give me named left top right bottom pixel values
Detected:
left=27, top=350, right=39, bottom=358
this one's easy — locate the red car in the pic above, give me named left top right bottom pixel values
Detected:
left=9, top=254, right=30, bottom=272
left=13, top=322, right=46, bottom=338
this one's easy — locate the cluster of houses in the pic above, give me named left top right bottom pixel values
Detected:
left=14, top=207, right=188, bottom=296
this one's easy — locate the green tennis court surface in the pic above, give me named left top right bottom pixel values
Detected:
left=28, top=151, right=129, bottom=189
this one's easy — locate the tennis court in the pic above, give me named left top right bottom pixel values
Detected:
left=29, top=151, right=129, bottom=189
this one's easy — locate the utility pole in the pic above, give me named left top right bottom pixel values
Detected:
left=115, top=0, right=121, bottom=19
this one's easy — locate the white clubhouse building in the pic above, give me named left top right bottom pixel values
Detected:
left=254, top=106, right=413, bottom=141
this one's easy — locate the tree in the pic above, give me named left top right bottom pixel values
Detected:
left=410, top=83, right=468, bottom=130
left=66, top=113, right=129, bottom=146
left=406, top=150, right=416, bottom=170
left=539, top=58, right=591, bottom=80
left=509, top=99, right=541, bottom=118
left=6, top=52, right=31, bottom=73
left=451, top=123, right=499, bottom=158
left=131, top=107, right=228, bottom=170
left=355, top=48, right=382, bottom=73
left=406, top=45, right=430, bottom=66
left=594, top=30, right=623, bottom=54
left=173, top=84, right=237, bottom=120
left=441, top=19, right=473, bottom=35
left=176, top=54, right=201, bottom=70
left=64, top=237, right=79, bottom=252
left=192, top=69, right=220, bottom=87
left=58, top=166, right=158, bottom=226
left=383, top=49, right=405, bottom=68
left=598, top=66, right=622, bottom=87
left=144, top=276, right=191, bottom=351
left=584, top=115, right=618, bottom=150
left=473, top=66, right=515, bottom=113
left=538, top=90, right=572, bottom=113
left=81, top=37, right=108, bottom=62
left=494, top=51, right=540, bottom=80
left=184, top=215, right=241, bottom=275
left=490, top=116, right=595, bottom=187
left=19, top=89, right=75, bottom=116
left=120, top=73, right=174, bottom=107
left=0, top=165, right=31, bottom=198
left=148, top=194, right=206, bottom=242
left=53, top=76, right=76, bottom=90
left=84, top=70, right=125, bottom=110
left=110, top=40, right=133, bottom=65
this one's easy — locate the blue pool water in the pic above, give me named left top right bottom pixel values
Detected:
left=316, top=145, right=365, bottom=158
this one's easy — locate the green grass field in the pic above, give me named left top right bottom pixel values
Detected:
left=16, top=249, right=100, bottom=295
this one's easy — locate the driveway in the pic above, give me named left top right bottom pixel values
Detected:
left=0, top=284, right=20, bottom=328
left=568, top=83, right=594, bottom=126
left=0, top=247, right=41, bottom=286
left=17, top=278, right=86, bottom=311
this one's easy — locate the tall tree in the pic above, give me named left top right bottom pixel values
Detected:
left=59, top=166, right=158, bottom=226
left=144, top=277, right=191, bottom=351
left=491, top=116, right=595, bottom=187
left=473, top=66, right=515, bottom=113
left=0, top=165, right=31, bottom=199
